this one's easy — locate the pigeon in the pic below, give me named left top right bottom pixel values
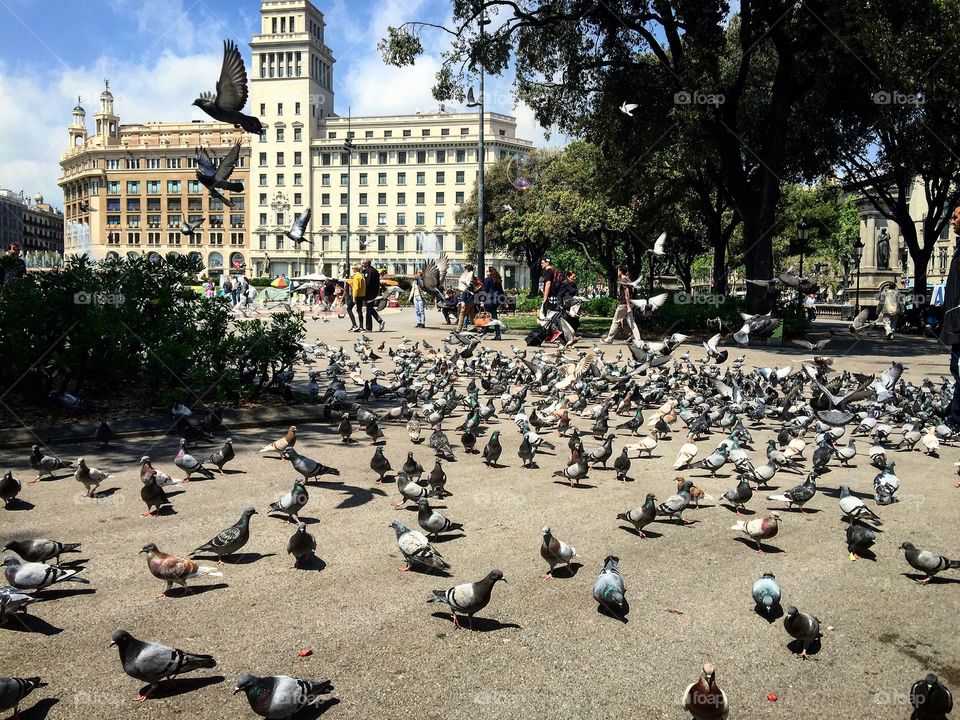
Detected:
left=751, top=572, right=781, bottom=615
left=619, top=101, right=638, bottom=116
left=174, top=438, right=214, bottom=480
left=366, top=418, right=385, bottom=445
left=193, top=40, right=265, bottom=134
left=370, top=446, right=391, bottom=483
left=482, top=431, right=503, bottom=467
left=28, top=444, right=72, bottom=481
left=394, top=472, right=429, bottom=509
left=720, top=476, right=753, bottom=514
left=731, top=512, right=781, bottom=552
left=416, top=498, right=462, bottom=538
left=540, top=526, right=577, bottom=578
left=460, top=429, right=477, bottom=454
left=767, top=472, right=817, bottom=512
left=0, top=470, right=21, bottom=506
left=0, top=677, right=46, bottom=718
left=910, top=673, right=953, bottom=718
left=846, top=523, right=876, bottom=561
left=141, top=474, right=173, bottom=517
left=682, top=662, right=729, bottom=719
left=195, top=141, right=243, bottom=207
left=287, top=522, right=316, bottom=569
left=94, top=419, right=115, bottom=449
left=658, top=481, right=693, bottom=524
left=873, top=462, right=901, bottom=505
left=407, top=419, right=423, bottom=444
left=206, top=438, right=235, bottom=473
left=285, top=207, right=313, bottom=246
left=428, top=460, right=448, bottom=497
left=282, top=448, right=340, bottom=482
left=2, top=556, right=88, bottom=591
left=260, top=426, right=297, bottom=455
left=110, top=629, right=216, bottom=702
left=899, top=541, right=960, bottom=584
left=138, top=456, right=180, bottom=487
left=268, top=480, right=309, bottom=524
left=613, top=447, right=631, bottom=481
left=552, top=453, right=589, bottom=487
left=233, top=674, right=334, bottom=719
left=617, top=493, right=657, bottom=537
left=140, top=543, right=223, bottom=598
left=74, top=457, right=109, bottom=497
left=647, top=231, right=667, bottom=257
left=190, top=507, right=256, bottom=564
left=338, top=417, right=354, bottom=443
left=180, top=217, right=204, bottom=236
left=390, top=520, right=450, bottom=573
left=402, top=452, right=424, bottom=481
left=838, top=484, right=882, bottom=524
left=593, top=555, right=627, bottom=620
left=783, top=606, right=821, bottom=658
left=3, top=539, right=80, bottom=565
left=0, top=588, right=37, bottom=628
left=426, top=569, right=506, bottom=630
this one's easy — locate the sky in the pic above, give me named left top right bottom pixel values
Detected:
left=0, top=0, right=566, bottom=208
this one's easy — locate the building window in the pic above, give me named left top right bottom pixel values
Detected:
left=339, top=193, right=348, bottom=205
left=416, top=192, right=425, bottom=205
left=294, top=151, right=302, bottom=166
left=415, top=212, right=425, bottom=225
left=146, top=158, right=161, bottom=169
left=107, top=181, right=120, bottom=195
left=293, top=127, right=302, bottom=142
left=436, top=150, right=446, bottom=163
left=417, top=150, right=427, bottom=164
left=166, top=158, right=181, bottom=169
left=415, top=233, right=423, bottom=252
left=321, top=174, right=330, bottom=186
left=378, top=152, right=388, bottom=164
left=167, top=180, right=181, bottom=194
left=397, top=192, right=406, bottom=205
left=359, top=213, right=368, bottom=225
left=403, top=129, right=412, bottom=137
left=455, top=236, right=464, bottom=252
left=126, top=181, right=140, bottom=194
left=456, top=150, right=466, bottom=163
left=276, top=235, right=284, bottom=250
left=416, top=172, right=426, bottom=185
left=126, top=199, right=141, bottom=211
left=378, top=212, right=387, bottom=225
left=276, top=174, right=285, bottom=186
left=107, top=215, right=121, bottom=226
left=340, top=173, right=348, bottom=186
left=461, top=127, right=469, bottom=135
left=378, top=172, right=387, bottom=185
left=277, top=152, right=285, bottom=166
left=397, top=234, right=405, bottom=251
left=322, top=193, right=330, bottom=206
left=322, top=152, right=331, bottom=166
left=359, top=173, right=368, bottom=186
left=378, top=192, right=387, bottom=205
left=259, top=234, right=267, bottom=250
left=294, top=192, right=302, bottom=205
left=259, top=174, right=267, bottom=187
left=259, top=193, right=267, bottom=205
left=436, top=212, right=445, bottom=225
left=455, top=191, right=465, bottom=204
left=456, top=170, right=465, bottom=183
left=397, top=172, right=406, bottom=185
left=276, top=128, right=284, bottom=142
left=321, top=213, right=330, bottom=225
left=340, top=213, right=347, bottom=225
left=359, top=152, right=369, bottom=165
left=378, top=234, right=386, bottom=251
left=384, top=130, right=392, bottom=138
left=294, top=173, right=302, bottom=186
left=188, top=180, right=201, bottom=194
left=359, top=193, right=368, bottom=205
left=260, top=103, right=266, bottom=115
left=436, top=192, right=445, bottom=204
left=398, top=151, right=407, bottom=164
left=441, top=128, right=450, bottom=136
left=127, top=231, right=140, bottom=244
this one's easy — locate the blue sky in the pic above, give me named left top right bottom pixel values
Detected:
left=0, top=0, right=561, bottom=206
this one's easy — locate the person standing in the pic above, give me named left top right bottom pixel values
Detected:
left=478, top=267, right=504, bottom=341
left=362, top=259, right=385, bottom=332
left=941, top=205, right=960, bottom=429
left=410, top=271, right=427, bottom=328
left=347, top=264, right=365, bottom=332
left=455, top=264, right=476, bottom=331
left=539, top=257, right=563, bottom=314
left=878, top=286, right=900, bottom=338
left=603, top=266, right=643, bottom=344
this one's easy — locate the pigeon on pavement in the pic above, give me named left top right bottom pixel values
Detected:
left=731, top=513, right=781, bottom=553
left=592, top=555, right=626, bottom=620
left=174, top=439, right=214, bottom=480
left=287, top=522, right=316, bottom=569
left=899, top=541, right=960, bottom=584
left=233, top=674, right=334, bottom=719
left=784, top=606, right=821, bottom=659
left=617, top=494, right=657, bottom=537
left=140, top=543, right=223, bottom=598
left=751, top=572, right=781, bottom=615
left=540, top=526, right=577, bottom=578
left=29, top=444, right=72, bottom=482
left=682, top=662, right=729, bottom=719
left=190, top=507, right=256, bottom=564
left=268, top=481, right=309, bottom=524
left=74, top=457, right=109, bottom=497
left=426, top=569, right=506, bottom=630
left=2, top=556, right=88, bottom=591
left=3, top=539, right=80, bottom=565
left=0, top=677, right=46, bottom=718
left=110, top=629, right=216, bottom=702
left=390, top=520, right=450, bottom=573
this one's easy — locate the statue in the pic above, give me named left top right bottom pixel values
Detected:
left=877, top=228, right=890, bottom=269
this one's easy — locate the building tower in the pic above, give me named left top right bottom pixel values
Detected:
left=250, top=0, right=336, bottom=276
left=69, top=98, right=87, bottom=148
left=93, top=80, right=119, bottom=146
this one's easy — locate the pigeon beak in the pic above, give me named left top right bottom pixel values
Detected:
left=108, top=640, right=116, bottom=647
left=232, top=687, right=243, bottom=695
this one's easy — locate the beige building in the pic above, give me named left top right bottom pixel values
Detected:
left=852, top=176, right=956, bottom=307
left=59, top=87, right=251, bottom=272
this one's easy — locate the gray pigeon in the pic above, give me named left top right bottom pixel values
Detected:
left=428, top=460, right=448, bottom=497
left=74, top=457, right=109, bottom=497
left=552, top=453, right=589, bottom=487
left=416, top=498, right=463, bottom=539
left=370, top=446, right=391, bottom=483
left=720, top=476, right=753, bottom=514
left=658, top=481, right=693, bottom=523
left=426, top=569, right=506, bottom=630
left=617, top=493, right=657, bottom=537
left=2, top=556, right=88, bottom=591
left=899, top=541, right=960, bottom=584
left=174, top=439, right=214, bottom=480
left=206, top=438, right=235, bottom=473
left=29, top=444, right=72, bottom=481
left=190, top=507, right=256, bottom=563
left=613, top=447, right=631, bottom=481
left=0, top=470, right=20, bottom=506
left=910, top=673, right=953, bottom=719
left=838, top=484, right=882, bottom=524
left=268, top=481, right=308, bottom=524
left=402, top=452, right=424, bottom=481
left=482, top=431, right=502, bottom=467
left=3, top=539, right=80, bottom=565
left=784, top=606, right=820, bottom=658
left=110, top=630, right=216, bottom=702
left=282, top=448, right=340, bottom=482
left=0, top=677, right=46, bottom=717
left=593, top=555, right=626, bottom=620
left=394, top=472, right=429, bottom=509
left=234, top=674, right=334, bottom=719
left=751, top=572, right=781, bottom=614
left=285, top=207, right=313, bottom=246
left=195, top=142, right=244, bottom=206
left=390, top=520, right=450, bottom=573
left=287, top=522, right=316, bottom=569
left=193, top=40, right=265, bottom=134
left=0, top=587, right=38, bottom=628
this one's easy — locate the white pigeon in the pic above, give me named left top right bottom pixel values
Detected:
left=647, top=231, right=667, bottom=256
left=619, top=101, right=638, bottom=116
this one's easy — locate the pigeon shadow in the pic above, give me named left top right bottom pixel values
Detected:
left=852, top=549, right=878, bottom=562
left=430, top=612, right=520, bottom=633
left=770, top=506, right=821, bottom=514
left=787, top=637, right=822, bottom=658
left=164, top=490, right=187, bottom=499
left=142, top=675, right=225, bottom=700
left=312, top=480, right=387, bottom=509
left=220, top=469, right=246, bottom=476
left=0, top=614, right=63, bottom=635
left=754, top=604, right=784, bottom=623
left=821, top=486, right=873, bottom=499
left=617, top=525, right=662, bottom=539
left=164, top=582, right=229, bottom=598
left=596, top=600, right=630, bottom=623
left=296, top=555, right=327, bottom=572
left=552, top=481, right=596, bottom=489
left=902, top=573, right=960, bottom=585
left=3, top=498, right=35, bottom=511
left=18, top=697, right=59, bottom=720
left=268, top=513, right=319, bottom=525
left=89, top=487, right=122, bottom=499
left=34, top=587, right=96, bottom=601
left=296, top=697, right=341, bottom=719
left=192, top=552, right=276, bottom=565
left=734, top=537, right=784, bottom=553
left=404, top=565, right=452, bottom=578
left=38, top=472, right=73, bottom=482
left=721, top=504, right=756, bottom=515
left=547, top=562, right=583, bottom=579
left=431, top=533, right=467, bottom=544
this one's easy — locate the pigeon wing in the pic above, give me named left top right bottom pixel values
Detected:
left=195, top=147, right=216, bottom=177
left=214, top=40, right=249, bottom=112
left=212, top=140, right=242, bottom=183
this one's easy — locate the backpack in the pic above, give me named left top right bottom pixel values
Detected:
left=547, top=269, right=564, bottom=297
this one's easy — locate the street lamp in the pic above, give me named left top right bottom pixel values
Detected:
left=854, top=239, right=865, bottom=314
left=796, top=220, right=811, bottom=278
left=344, top=128, right=354, bottom=279
left=466, top=5, right=489, bottom=276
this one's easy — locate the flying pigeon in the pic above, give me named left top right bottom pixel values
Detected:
left=193, top=40, right=265, bottom=134
left=285, top=208, right=313, bottom=246
left=619, top=101, right=638, bottom=116
left=195, top=140, right=244, bottom=207
left=180, top=217, right=204, bottom=237
left=110, top=629, right=216, bottom=702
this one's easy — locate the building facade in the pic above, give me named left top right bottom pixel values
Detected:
left=59, top=87, right=251, bottom=273
left=59, top=0, right=534, bottom=287
left=852, top=176, right=957, bottom=308
left=0, top=190, right=63, bottom=255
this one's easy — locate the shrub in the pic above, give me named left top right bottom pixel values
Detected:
left=580, top=296, right=618, bottom=317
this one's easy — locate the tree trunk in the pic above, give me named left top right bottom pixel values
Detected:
left=527, top=260, right=540, bottom=295
left=742, top=214, right=776, bottom=313
left=607, top=263, right=619, bottom=299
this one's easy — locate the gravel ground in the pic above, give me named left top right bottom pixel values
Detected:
left=1, top=309, right=958, bottom=720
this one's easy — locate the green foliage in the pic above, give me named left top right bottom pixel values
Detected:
left=0, top=255, right=306, bottom=416
left=579, top=296, right=618, bottom=317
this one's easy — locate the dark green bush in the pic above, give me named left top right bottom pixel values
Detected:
left=580, top=296, right=618, bottom=317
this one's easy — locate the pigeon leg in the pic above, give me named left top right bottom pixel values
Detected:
left=398, top=565, right=411, bottom=573
left=849, top=552, right=859, bottom=561
left=916, top=576, right=932, bottom=585
left=637, top=530, right=646, bottom=538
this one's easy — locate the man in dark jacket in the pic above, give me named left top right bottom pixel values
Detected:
left=1, top=243, right=27, bottom=285
left=941, top=206, right=960, bottom=428
left=362, top=259, right=385, bottom=332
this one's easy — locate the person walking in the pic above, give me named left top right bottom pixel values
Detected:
left=941, top=205, right=960, bottom=430
left=604, top=266, right=643, bottom=344
left=555, top=269, right=581, bottom=347
left=410, top=271, right=427, bottom=328
left=455, top=264, right=477, bottom=331
left=478, top=267, right=504, bottom=341
left=363, top=259, right=385, bottom=332
left=347, top=264, right=365, bottom=332
left=539, top=257, right=563, bottom=315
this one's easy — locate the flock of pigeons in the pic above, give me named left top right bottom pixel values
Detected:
left=3, top=315, right=960, bottom=718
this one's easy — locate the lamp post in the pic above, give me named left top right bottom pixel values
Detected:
left=854, top=239, right=865, bottom=314
left=795, top=219, right=811, bottom=305
left=466, top=5, right=489, bottom=276
left=344, top=118, right=354, bottom=279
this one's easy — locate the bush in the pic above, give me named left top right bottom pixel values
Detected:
left=580, top=296, right=618, bottom=317
left=516, top=295, right=543, bottom=312
left=250, top=277, right=274, bottom=287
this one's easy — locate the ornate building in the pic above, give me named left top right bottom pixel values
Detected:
left=0, top=189, right=63, bottom=255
